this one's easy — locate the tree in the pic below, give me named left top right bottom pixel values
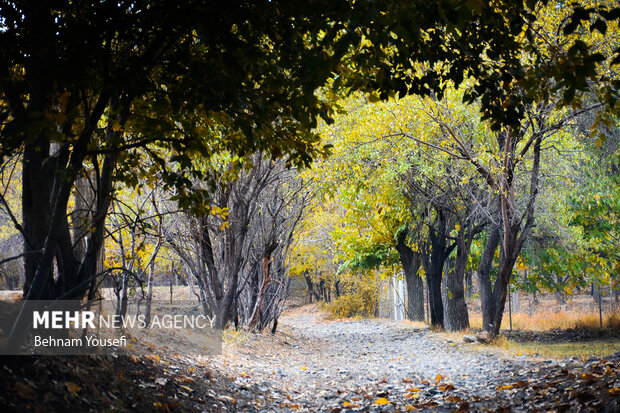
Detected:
left=105, top=184, right=168, bottom=319
left=288, top=200, right=343, bottom=304
left=314, top=96, right=427, bottom=321
left=166, top=153, right=310, bottom=330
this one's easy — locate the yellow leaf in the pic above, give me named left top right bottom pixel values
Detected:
left=179, top=385, right=194, bottom=392
left=435, top=373, right=442, bottom=384
left=407, top=388, right=421, bottom=392
left=375, top=397, right=390, bottom=405
left=441, top=384, right=454, bottom=391
left=65, top=381, right=81, bottom=395
left=405, top=405, right=416, bottom=411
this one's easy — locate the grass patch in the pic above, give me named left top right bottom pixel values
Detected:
left=400, top=319, right=429, bottom=330
left=469, top=311, right=620, bottom=331
left=500, top=340, right=620, bottom=360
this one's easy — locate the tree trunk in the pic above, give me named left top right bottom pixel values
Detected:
left=22, top=142, right=54, bottom=297
left=395, top=230, right=425, bottom=321
left=144, top=260, right=155, bottom=325
left=118, top=272, right=130, bottom=317
left=420, top=210, right=455, bottom=328
left=478, top=225, right=501, bottom=332
left=443, top=224, right=474, bottom=331
left=465, top=270, right=474, bottom=298
left=489, top=241, right=522, bottom=336
left=592, top=282, right=601, bottom=306
left=304, top=274, right=316, bottom=303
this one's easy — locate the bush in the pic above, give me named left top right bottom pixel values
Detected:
left=325, top=283, right=377, bottom=318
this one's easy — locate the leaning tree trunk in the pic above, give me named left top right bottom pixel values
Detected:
left=489, top=244, right=520, bottom=336
left=395, top=230, right=424, bottom=321
left=481, top=133, right=542, bottom=337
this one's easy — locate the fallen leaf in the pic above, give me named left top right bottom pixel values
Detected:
left=375, top=397, right=390, bottom=405
left=14, top=383, right=37, bottom=400
left=65, top=382, right=81, bottom=396
left=435, top=373, right=442, bottom=384
left=581, top=373, right=597, bottom=382
left=175, top=375, right=195, bottom=384
left=179, top=385, right=193, bottom=392
left=407, top=388, right=421, bottom=392
left=405, top=404, right=416, bottom=411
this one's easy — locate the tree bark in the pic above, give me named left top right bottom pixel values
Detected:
left=304, top=274, right=316, bottom=303
left=443, top=222, right=475, bottom=331
left=22, top=142, right=53, bottom=297
left=478, top=225, right=501, bottom=332
left=420, top=210, right=455, bottom=328
left=144, top=260, right=155, bottom=325
left=395, top=230, right=424, bottom=321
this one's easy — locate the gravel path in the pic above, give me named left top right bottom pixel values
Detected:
left=218, top=306, right=562, bottom=411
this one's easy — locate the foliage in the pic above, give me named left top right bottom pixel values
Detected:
left=325, top=271, right=379, bottom=319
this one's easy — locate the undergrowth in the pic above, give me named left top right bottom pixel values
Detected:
left=469, top=310, right=620, bottom=331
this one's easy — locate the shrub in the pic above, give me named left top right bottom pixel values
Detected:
left=325, top=282, right=377, bottom=318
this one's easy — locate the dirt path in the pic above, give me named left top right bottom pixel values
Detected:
left=213, top=305, right=620, bottom=411
left=2, top=304, right=617, bottom=412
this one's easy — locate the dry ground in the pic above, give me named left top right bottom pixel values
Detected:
left=1, top=292, right=619, bottom=412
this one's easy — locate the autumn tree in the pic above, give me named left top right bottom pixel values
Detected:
left=166, top=153, right=310, bottom=330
